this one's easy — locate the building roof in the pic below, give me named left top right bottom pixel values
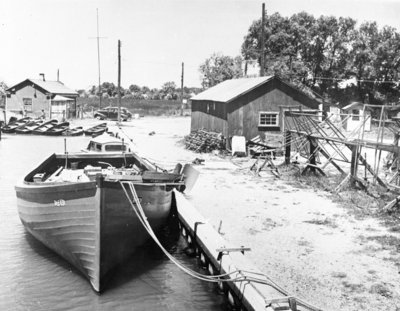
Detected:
left=7, top=79, right=78, bottom=96
left=52, top=95, right=74, bottom=101
left=191, top=76, right=274, bottom=102
left=342, top=102, right=365, bottom=111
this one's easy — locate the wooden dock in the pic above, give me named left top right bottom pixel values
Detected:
left=174, top=190, right=321, bottom=311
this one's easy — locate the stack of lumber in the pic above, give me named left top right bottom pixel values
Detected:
left=185, top=129, right=225, bottom=153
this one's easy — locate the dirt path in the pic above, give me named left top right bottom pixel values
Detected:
left=103, top=116, right=400, bottom=310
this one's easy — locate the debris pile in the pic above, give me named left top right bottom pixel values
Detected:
left=185, top=129, right=225, bottom=153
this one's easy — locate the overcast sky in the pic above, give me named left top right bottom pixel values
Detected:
left=1, top=0, right=399, bottom=91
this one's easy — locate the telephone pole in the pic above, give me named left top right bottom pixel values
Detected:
left=117, top=40, right=121, bottom=124
left=260, top=3, right=265, bottom=77
left=180, top=62, right=184, bottom=116
left=96, top=9, right=102, bottom=109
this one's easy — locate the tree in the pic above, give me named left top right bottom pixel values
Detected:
left=241, top=11, right=400, bottom=106
left=128, top=84, right=141, bottom=94
left=199, top=53, right=243, bottom=89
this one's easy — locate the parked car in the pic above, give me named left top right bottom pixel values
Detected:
left=94, top=107, right=132, bottom=121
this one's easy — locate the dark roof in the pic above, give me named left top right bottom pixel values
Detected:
left=7, top=79, right=78, bottom=96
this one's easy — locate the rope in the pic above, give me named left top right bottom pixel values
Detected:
left=119, top=180, right=243, bottom=283
left=118, top=180, right=321, bottom=310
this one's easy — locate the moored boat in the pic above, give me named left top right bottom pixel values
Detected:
left=15, top=119, right=45, bottom=134
left=31, top=120, right=58, bottom=135
left=2, top=117, right=32, bottom=133
left=84, top=123, right=108, bottom=137
left=62, top=126, right=84, bottom=136
left=15, top=147, right=193, bottom=292
left=44, top=122, right=70, bottom=136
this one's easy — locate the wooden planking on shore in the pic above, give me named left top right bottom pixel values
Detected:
left=174, top=191, right=319, bottom=311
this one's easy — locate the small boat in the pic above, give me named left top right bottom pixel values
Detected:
left=2, top=117, right=32, bottom=133
left=62, top=126, right=84, bottom=136
left=31, top=120, right=58, bottom=135
left=15, top=142, right=197, bottom=292
left=44, top=122, right=70, bottom=136
left=15, top=119, right=45, bottom=134
left=84, top=123, right=108, bottom=137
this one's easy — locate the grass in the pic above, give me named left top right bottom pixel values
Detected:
left=281, top=163, right=400, bottom=222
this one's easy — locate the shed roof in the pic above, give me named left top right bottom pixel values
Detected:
left=342, top=102, right=366, bottom=111
left=191, top=76, right=273, bottom=103
left=52, top=95, right=74, bottom=101
left=7, top=79, right=78, bottom=96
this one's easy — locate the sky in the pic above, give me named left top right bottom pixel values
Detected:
left=0, top=0, right=399, bottom=91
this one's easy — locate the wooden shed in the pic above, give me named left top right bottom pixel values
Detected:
left=5, top=77, right=78, bottom=121
left=190, top=75, right=321, bottom=146
left=341, top=102, right=371, bottom=132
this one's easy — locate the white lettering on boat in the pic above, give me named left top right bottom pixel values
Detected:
left=54, top=199, right=66, bottom=207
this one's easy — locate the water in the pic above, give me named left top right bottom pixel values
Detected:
left=0, top=133, right=227, bottom=311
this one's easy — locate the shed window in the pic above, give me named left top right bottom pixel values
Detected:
left=352, top=109, right=360, bottom=121
left=23, top=98, right=32, bottom=112
left=259, top=112, right=279, bottom=127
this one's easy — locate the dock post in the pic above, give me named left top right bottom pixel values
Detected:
left=284, top=130, right=291, bottom=164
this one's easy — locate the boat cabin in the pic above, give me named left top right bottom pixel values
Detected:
left=86, top=133, right=131, bottom=152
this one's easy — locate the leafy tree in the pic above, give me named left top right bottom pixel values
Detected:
left=241, top=11, right=400, bottom=106
left=199, top=53, right=243, bottom=89
left=128, top=84, right=141, bottom=94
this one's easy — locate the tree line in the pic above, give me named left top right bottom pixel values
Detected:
left=199, top=11, right=400, bottom=106
left=78, top=81, right=202, bottom=101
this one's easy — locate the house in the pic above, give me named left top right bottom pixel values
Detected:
left=190, top=75, right=321, bottom=147
left=341, top=102, right=371, bottom=132
left=5, top=76, right=78, bottom=121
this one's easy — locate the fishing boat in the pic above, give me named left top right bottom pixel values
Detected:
left=31, top=120, right=58, bottom=135
left=15, top=119, right=45, bottom=134
left=84, top=123, right=108, bottom=137
left=2, top=117, right=32, bottom=133
left=62, top=126, right=84, bottom=136
left=44, top=122, right=70, bottom=136
left=15, top=144, right=196, bottom=292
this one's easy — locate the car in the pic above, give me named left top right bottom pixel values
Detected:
left=94, top=107, right=132, bottom=121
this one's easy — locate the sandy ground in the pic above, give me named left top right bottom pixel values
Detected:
left=74, top=116, right=400, bottom=311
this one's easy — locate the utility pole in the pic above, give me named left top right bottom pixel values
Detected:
left=96, top=9, right=103, bottom=109
left=117, top=40, right=121, bottom=124
left=260, top=3, right=265, bottom=77
left=180, top=62, right=184, bottom=116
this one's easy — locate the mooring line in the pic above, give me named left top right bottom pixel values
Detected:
left=119, top=180, right=321, bottom=310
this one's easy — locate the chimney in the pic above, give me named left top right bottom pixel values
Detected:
left=57, top=69, right=59, bottom=82
left=39, top=73, right=45, bottom=81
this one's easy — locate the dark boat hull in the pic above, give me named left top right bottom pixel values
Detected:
left=15, top=161, right=173, bottom=292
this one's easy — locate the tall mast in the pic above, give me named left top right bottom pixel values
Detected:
left=96, top=8, right=102, bottom=109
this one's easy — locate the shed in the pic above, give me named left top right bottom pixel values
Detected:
left=341, top=102, right=371, bottom=132
left=190, top=75, right=321, bottom=146
left=5, top=77, right=78, bottom=121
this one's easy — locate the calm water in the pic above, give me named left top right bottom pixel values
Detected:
left=0, top=133, right=227, bottom=311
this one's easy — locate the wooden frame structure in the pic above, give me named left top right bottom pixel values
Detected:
left=283, top=107, right=400, bottom=191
